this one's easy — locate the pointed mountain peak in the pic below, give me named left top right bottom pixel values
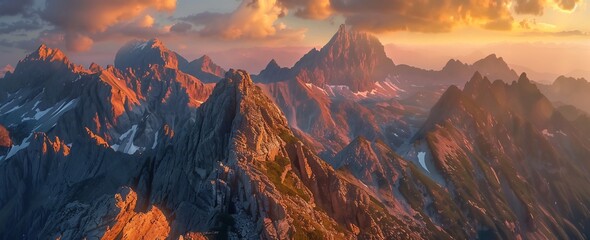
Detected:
left=472, top=71, right=484, bottom=81
left=26, top=44, right=69, bottom=63
left=474, top=53, right=508, bottom=67
left=115, top=39, right=180, bottom=70
left=350, top=135, right=370, bottom=145
left=148, top=38, right=164, bottom=47
left=198, top=54, right=212, bottom=62
left=223, top=69, right=254, bottom=87
left=183, top=54, right=226, bottom=83
left=484, top=53, right=498, bottom=60
left=336, top=24, right=347, bottom=35
left=464, top=72, right=492, bottom=95
left=442, top=59, right=466, bottom=72
left=326, top=24, right=371, bottom=48
left=436, top=85, right=465, bottom=107
left=266, top=59, right=280, bottom=69
left=518, top=72, right=530, bottom=84
left=292, top=24, right=394, bottom=92
left=89, top=62, right=104, bottom=73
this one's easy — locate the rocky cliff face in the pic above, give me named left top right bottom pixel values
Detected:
left=0, top=41, right=212, bottom=160
left=290, top=24, right=394, bottom=92
left=0, top=69, right=441, bottom=239
left=255, top=26, right=421, bottom=157
left=142, top=70, right=433, bottom=239
left=0, top=124, right=10, bottom=156
left=405, top=72, right=590, bottom=239
left=256, top=24, right=395, bottom=94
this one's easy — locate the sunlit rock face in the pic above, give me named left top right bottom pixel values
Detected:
left=255, top=24, right=394, bottom=93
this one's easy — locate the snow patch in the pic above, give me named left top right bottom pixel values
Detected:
left=112, top=125, right=141, bottom=154
left=542, top=129, right=554, bottom=137
left=152, top=132, right=159, bottom=149
left=4, top=133, right=33, bottom=160
left=418, top=152, right=430, bottom=173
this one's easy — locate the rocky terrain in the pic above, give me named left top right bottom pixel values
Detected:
left=1, top=26, right=590, bottom=240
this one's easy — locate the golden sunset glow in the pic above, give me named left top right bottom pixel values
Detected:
left=0, top=0, right=585, bottom=80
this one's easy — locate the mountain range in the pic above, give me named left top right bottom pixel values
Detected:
left=0, top=25, right=589, bottom=239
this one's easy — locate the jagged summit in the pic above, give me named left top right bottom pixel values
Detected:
left=290, top=24, right=394, bottom=92
left=89, top=62, right=104, bottom=73
left=115, top=38, right=186, bottom=71
left=183, top=54, right=226, bottom=83
left=27, top=44, right=69, bottom=63
left=518, top=72, right=530, bottom=83
left=266, top=59, right=280, bottom=69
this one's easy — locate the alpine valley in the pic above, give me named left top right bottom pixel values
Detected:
left=1, top=25, right=590, bottom=240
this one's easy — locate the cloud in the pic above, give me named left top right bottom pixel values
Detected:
left=553, top=0, right=580, bottom=11
left=514, top=0, right=545, bottom=15
left=181, top=0, right=304, bottom=40
left=0, top=64, right=14, bottom=78
left=0, top=0, right=34, bottom=16
left=65, top=33, right=94, bottom=51
left=136, top=15, right=156, bottom=28
left=330, top=0, right=519, bottom=32
left=170, top=22, right=192, bottom=33
left=278, top=0, right=331, bottom=19
left=0, top=19, right=43, bottom=34
left=41, top=0, right=177, bottom=51
left=270, top=0, right=581, bottom=33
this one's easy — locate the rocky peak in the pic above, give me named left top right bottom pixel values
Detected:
left=513, top=72, right=541, bottom=95
left=464, top=71, right=492, bottom=95
left=15, top=44, right=86, bottom=73
left=333, top=136, right=377, bottom=169
left=183, top=55, right=226, bottom=83
left=89, top=62, right=104, bottom=73
left=471, top=54, right=518, bottom=81
left=291, top=24, right=394, bottom=92
left=442, top=58, right=462, bottom=69
left=255, top=59, right=292, bottom=83
left=0, top=124, right=11, bottom=148
left=26, top=44, right=69, bottom=63
left=115, top=38, right=183, bottom=71
left=266, top=59, right=281, bottom=70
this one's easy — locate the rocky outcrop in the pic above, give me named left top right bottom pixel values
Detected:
left=115, top=38, right=187, bottom=71
left=183, top=55, right=226, bottom=83
left=409, top=72, right=590, bottom=239
left=48, top=187, right=171, bottom=240
left=255, top=24, right=395, bottom=93
left=0, top=42, right=212, bottom=158
left=0, top=124, right=10, bottom=156
left=291, top=24, right=394, bottom=92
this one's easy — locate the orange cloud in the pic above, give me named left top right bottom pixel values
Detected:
left=273, top=0, right=580, bottom=33
left=553, top=0, right=580, bottom=11
left=0, top=64, right=14, bottom=77
left=182, top=0, right=305, bottom=41
left=279, top=0, right=332, bottom=19
left=514, top=0, right=545, bottom=15
left=42, top=0, right=176, bottom=51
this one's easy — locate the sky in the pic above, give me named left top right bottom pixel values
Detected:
left=0, top=0, right=588, bottom=82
